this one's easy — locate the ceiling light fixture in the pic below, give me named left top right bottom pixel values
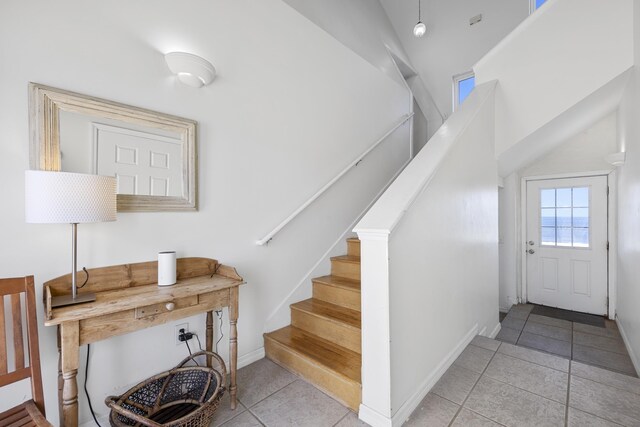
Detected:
left=165, top=52, right=216, bottom=88
left=413, top=0, right=427, bottom=37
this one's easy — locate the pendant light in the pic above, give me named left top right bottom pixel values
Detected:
left=413, top=0, right=427, bottom=37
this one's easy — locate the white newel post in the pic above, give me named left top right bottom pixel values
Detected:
left=356, top=230, right=394, bottom=427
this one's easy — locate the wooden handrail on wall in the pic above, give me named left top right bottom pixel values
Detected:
left=256, top=113, right=414, bottom=246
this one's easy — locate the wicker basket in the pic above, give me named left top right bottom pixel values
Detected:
left=106, top=351, right=226, bottom=427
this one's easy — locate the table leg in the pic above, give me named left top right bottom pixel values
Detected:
left=60, top=321, right=80, bottom=427
left=229, top=288, right=239, bottom=410
left=206, top=311, right=213, bottom=367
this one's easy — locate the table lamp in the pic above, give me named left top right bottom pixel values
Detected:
left=25, top=170, right=117, bottom=307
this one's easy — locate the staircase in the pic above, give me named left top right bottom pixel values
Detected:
left=264, top=237, right=362, bottom=410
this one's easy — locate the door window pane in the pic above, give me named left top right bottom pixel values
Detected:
left=573, top=228, right=589, bottom=247
left=573, top=208, right=589, bottom=227
left=557, top=188, right=571, bottom=207
left=541, top=189, right=555, bottom=208
left=573, top=187, right=589, bottom=207
left=541, top=227, right=556, bottom=245
left=557, top=228, right=572, bottom=246
left=537, top=186, right=590, bottom=248
left=541, top=208, right=555, bottom=226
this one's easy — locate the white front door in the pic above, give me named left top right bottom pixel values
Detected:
left=526, top=176, right=608, bottom=315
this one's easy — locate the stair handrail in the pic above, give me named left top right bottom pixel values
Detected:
left=256, top=112, right=414, bottom=246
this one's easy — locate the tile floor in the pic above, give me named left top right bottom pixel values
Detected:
left=214, top=333, right=640, bottom=427
left=496, top=304, right=637, bottom=377
left=212, top=306, right=639, bottom=426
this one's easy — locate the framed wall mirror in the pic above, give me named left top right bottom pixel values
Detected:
left=29, top=83, right=197, bottom=211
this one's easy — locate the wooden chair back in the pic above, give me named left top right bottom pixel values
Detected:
left=0, top=276, right=45, bottom=414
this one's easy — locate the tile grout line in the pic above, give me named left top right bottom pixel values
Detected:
left=564, top=360, right=572, bottom=426
left=495, top=350, right=569, bottom=374
left=446, top=341, right=503, bottom=427
left=331, top=411, right=351, bottom=427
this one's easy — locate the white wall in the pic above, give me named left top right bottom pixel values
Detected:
left=0, top=1, right=410, bottom=424
left=388, top=87, right=498, bottom=420
left=355, top=82, right=498, bottom=426
left=475, top=0, right=634, bottom=157
left=282, top=0, right=412, bottom=88
left=498, top=114, right=617, bottom=313
left=381, top=0, right=528, bottom=116
left=615, top=0, right=640, bottom=375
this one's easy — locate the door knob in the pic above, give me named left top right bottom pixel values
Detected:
left=528, top=249, right=535, bottom=254
left=165, top=302, right=175, bottom=311
left=528, top=241, right=535, bottom=246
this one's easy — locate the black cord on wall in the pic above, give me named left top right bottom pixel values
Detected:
left=85, top=344, right=103, bottom=427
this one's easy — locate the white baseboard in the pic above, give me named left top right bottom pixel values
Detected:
left=359, top=405, right=393, bottom=427
left=489, top=322, right=501, bottom=339
left=238, top=347, right=265, bottom=369
left=371, top=324, right=479, bottom=427
left=615, top=317, right=640, bottom=375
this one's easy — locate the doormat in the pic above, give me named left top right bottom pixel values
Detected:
left=530, top=304, right=605, bottom=328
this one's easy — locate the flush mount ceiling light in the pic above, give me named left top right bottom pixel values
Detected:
left=165, top=52, right=216, bottom=88
left=413, top=0, right=426, bottom=37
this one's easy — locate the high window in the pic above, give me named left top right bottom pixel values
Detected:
left=453, top=71, right=475, bottom=111
left=530, top=0, right=547, bottom=13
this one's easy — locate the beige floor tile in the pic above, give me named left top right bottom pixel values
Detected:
left=573, top=345, right=637, bottom=377
left=236, top=358, right=297, bottom=407
left=471, top=335, right=501, bottom=352
left=250, top=380, right=348, bottom=427
left=517, top=331, right=571, bottom=358
left=523, top=321, right=572, bottom=342
left=211, top=392, right=247, bottom=426
left=334, top=411, right=370, bottom=426
left=464, top=376, right=565, bottom=427
left=569, top=376, right=640, bottom=426
left=454, top=344, right=495, bottom=374
left=574, top=323, right=621, bottom=339
left=508, top=308, right=532, bottom=320
left=218, top=410, right=263, bottom=427
left=404, top=393, right=459, bottom=427
left=498, top=342, right=569, bottom=372
left=528, top=314, right=572, bottom=330
left=571, top=361, right=640, bottom=395
left=573, top=331, right=628, bottom=355
left=451, top=408, right=503, bottom=426
left=432, top=364, right=481, bottom=404
left=495, top=326, right=521, bottom=344
left=484, top=353, right=568, bottom=403
left=502, top=314, right=526, bottom=330
left=567, top=408, right=624, bottom=427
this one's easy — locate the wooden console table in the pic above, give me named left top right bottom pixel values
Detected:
left=43, top=257, right=244, bottom=427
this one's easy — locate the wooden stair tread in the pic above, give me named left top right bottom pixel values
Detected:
left=312, top=275, right=360, bottom=291
left=265, top=326, right=361, bottom=383
left=330, top=255, right=360, bottom=264
left=346, top=238, right=360, bottom=243
left=292, top=299, right=360, bottom=329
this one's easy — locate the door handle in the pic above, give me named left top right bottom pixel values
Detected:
left=528, top=249, right=535, bottom=254
left=528, top=241, right=535, bottom=246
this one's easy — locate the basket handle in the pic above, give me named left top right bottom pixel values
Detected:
left=175, top=350, right=227, bottom=382
left=105, top=396, right=164, bottom=427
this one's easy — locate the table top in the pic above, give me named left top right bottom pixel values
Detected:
left=44, top=273, right=243, bottom=326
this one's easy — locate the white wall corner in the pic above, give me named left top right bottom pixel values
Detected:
left=389, top=325, right=478, bottom=427
left=489, top=322, right=502, bottom=339
left=615, top=317, right=640, bottom=376
left=238, top=347, right=265, bottom=369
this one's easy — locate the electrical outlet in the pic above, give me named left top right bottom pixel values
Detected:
left=175, top=323, right=189, bottom=345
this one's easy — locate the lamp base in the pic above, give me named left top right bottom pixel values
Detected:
left=51, top=292, right=96, bottom=308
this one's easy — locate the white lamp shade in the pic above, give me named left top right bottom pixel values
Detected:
left=25, top=170, right=117, bottom=224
